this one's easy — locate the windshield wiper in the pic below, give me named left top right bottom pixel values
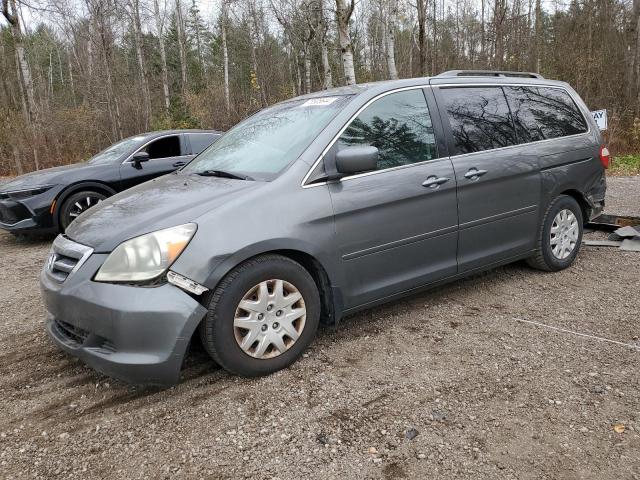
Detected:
left=195, top=169, right=254, bottom=181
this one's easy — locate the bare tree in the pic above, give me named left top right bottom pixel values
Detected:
left=2, top=0, right=36, bottom=125
left=385, top=0, right=399, bottom=79
left=129, top=0, right=151, bottom=129
left=153, top=0, right=171, bottom=114
left=175, top=0, right=188, bottom=94
left=221, top=0, right=231, bottom=113
left=415, top=0, right=427, bottom=75
left=335, top=0, right=356, bottom=84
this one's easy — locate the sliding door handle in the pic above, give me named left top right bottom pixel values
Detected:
left=464, top=168, right=488, bottom=180
left=422, top=176, right=450, bottom=188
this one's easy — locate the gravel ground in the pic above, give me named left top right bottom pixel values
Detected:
left=1, top=177, right=639, bottom=479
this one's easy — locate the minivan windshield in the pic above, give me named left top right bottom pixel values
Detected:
left=183, top=95, right=353, bottom=180
left=87, top=135, right=149, bottom=165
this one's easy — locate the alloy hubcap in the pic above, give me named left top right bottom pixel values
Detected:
left=68, top=196, right=102, bottom=220
left=233, top=279, right=306, bottom=359
left=550, top=209, right=579, bottom=259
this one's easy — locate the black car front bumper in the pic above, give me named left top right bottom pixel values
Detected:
left=0, top=194, right=56, bottom=233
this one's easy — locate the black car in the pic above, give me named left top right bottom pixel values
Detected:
left=0, top=129, right=222, bottom=235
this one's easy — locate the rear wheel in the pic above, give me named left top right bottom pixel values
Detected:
left=527, top=195, right=583, bottom=271
left=199, top=254, right=320, bottom=377
left=59, top=190, right=107, bottom=232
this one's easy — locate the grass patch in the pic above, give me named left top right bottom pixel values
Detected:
left=610, top=155, right=640, bottom=176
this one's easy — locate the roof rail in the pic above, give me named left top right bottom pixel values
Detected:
left=436, top=70, right=544, bottom=79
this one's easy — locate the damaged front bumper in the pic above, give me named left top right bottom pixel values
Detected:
left=40, top=237, right=208, bottom=386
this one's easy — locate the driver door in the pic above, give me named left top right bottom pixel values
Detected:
left=120, top=134, right=193, bottom=189
left=327, top=88, right=459, bottom=309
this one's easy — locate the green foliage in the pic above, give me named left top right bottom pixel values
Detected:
left=151, top=96, right=202, bottom=131
left=610, top=155, right=640, bottom=176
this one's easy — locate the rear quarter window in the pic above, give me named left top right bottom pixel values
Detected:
left=504, top=86, right=588, bottom=141
left=189, top=133, right=219, bottom=154
left=439, top=86, right=518, bottom=154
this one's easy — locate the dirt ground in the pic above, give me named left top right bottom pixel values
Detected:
left=1, top=177, right=639, bottom=480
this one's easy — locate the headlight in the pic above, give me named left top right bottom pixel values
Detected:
left=3, top=185, right=54, bottom=200
left=94, top=223, right=196, bottom=282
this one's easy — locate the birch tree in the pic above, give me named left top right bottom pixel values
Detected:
left=335, top=0, right=356, bottom=85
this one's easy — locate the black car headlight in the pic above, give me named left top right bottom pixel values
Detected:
left=3, top=185, right=55, bottom=200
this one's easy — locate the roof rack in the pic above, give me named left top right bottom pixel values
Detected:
left=436, top=70, right=544, bottom=79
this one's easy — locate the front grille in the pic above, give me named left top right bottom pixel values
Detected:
left=53, top=319, right=89, bottom=346
left=0, top=201, right=30, bottom=225
left=47, top=235, right=93, bottom=282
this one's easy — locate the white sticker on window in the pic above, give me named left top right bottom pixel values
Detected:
left=300, top=97, right=338, bottom=107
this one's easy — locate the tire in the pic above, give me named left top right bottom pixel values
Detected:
left=58, top=190, right=107, bottom=232
left=526, top=195, right=583, bottom=272
left=199, top=254, right=321, bottom=377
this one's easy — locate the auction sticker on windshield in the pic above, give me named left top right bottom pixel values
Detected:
left=301, top=97, right=339, bottom=107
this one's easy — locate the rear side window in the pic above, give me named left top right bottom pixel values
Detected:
left=439, top=87, right=517, bottom=154
left=504, top=86, right=587, bottom=141
left=337, top=89, right=438, bottom=171
left=189, top=133, right=219, bottom=154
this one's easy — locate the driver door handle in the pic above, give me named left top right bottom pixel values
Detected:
left=422, top=176, right=450, bottom=188
left=173, top=161, right=187, bottom=168
left=464, top=168, right=488, bottom=180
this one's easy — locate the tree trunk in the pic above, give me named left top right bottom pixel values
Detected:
left=175, top=0, right=188, bottom=95
left=221, top=0, right=231, bottom=113
left=335, top=0, right=356, bottom=85
left=3, top=0, right=37, bottom=126
left=432, top=0, right=437, bottom=74
left=385, top=0, right=399, bottom=80
left=318, top=0, right=332, bottom=88
left=131, top=0, right=151, bottom=129
left=416, top=0, right=427, bottom=75
left=321, top=42, right=332, bottom=89
left=154, top=0, right=170, bottom=115
left=304, top=49, right=311, bottom=94
left=534, top=0, right=542, bottom=73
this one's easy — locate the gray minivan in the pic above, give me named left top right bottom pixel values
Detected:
left=40, top=71, right=608, bottom=385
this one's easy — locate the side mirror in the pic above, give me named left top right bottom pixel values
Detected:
left=335, top=146, right=379, bottom=175
left=131, top=151, right=150, bottom=169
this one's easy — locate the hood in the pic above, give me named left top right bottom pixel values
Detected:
left=0, top=163, right=93, bottom=192
left=66, top=172, right=260, bottom=252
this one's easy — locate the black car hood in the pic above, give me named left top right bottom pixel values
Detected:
left=65, top=172, right=259, bottom=252
left=0, top=162, right=97, bottom=191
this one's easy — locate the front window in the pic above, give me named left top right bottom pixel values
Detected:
left=183, top=96, right=353, bottom=181
left=88, top=135, right=148, bottom=165
left=337, top=89, right=438, bottom=170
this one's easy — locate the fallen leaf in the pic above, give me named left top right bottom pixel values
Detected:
left=613, top=423, right=625, bottom=434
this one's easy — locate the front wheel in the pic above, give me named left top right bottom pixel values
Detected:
left=59, top=190, right=107, bottom=232
left=199, top=254, right=321, bottom=377
left=527, top=195, right=583, bottom=271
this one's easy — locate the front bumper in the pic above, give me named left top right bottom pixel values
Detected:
left=0, top=196, right=55, bottom=233
left=40, top=251, right=208, bottom=386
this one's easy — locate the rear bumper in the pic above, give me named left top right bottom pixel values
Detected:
left=40, top=253, right=208, bottom=386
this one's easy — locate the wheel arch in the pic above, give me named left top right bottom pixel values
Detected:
left=197, top=244, right=343, bottom=326
left=558, top=188, right=590, bottom=223
left=53, top=181, right=117, bottom=231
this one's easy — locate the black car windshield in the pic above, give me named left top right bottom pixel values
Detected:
left=87, top=135, right=149, bottom=165
left=183, top=95, right=353, bottom=180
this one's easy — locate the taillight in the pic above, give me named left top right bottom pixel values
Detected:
left=599, top=145, right=610, bottom=169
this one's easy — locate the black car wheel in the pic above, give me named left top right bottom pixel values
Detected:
left=527, top=194, right=584, bottom=271
left=199, top=254, right=320, bottom=377
left=59, top=191, right=107, bottom=232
